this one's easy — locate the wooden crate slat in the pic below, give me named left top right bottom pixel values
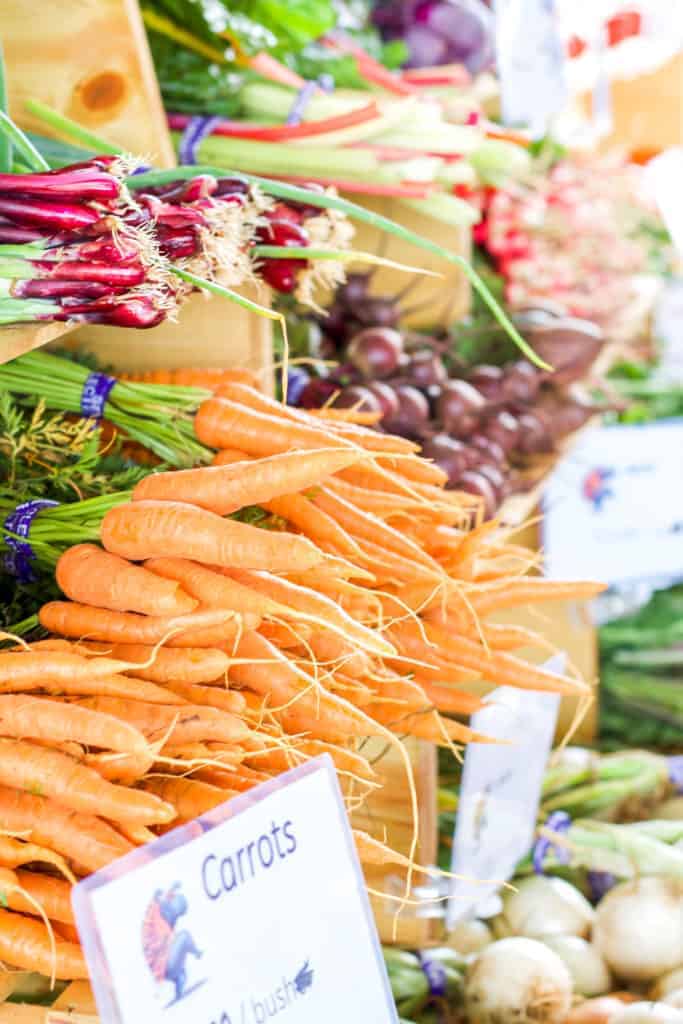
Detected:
left=0, top=323, right=77, bottom=367
left=2, top=0, right=174, bottom=167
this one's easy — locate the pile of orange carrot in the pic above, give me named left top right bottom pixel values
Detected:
left=0, top=371, right=604, bottom=983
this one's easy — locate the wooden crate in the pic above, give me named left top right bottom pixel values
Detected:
left=2, top=0, right=174, bottom=167
left=341, top=195, right=471, bottom=329
left=353, top=738, right=439, bottom=946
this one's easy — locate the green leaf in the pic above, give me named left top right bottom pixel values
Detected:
left=0, top=111, right=49, bottom=171
left=0, top=42, right=11, bottom=173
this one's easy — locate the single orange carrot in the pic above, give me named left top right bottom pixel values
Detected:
left=466, top=578, right=607, bottom=617
left=101, top=500, right=324, bottom=573
left=39, top=602, right=239, bottom=649
left=133, top=448, right=364, bottom=514
left=75, top=643, right=230, bottom=685
left=0, top=908, right=87, bottom=979
left=0, top=649, right=142, bottom=689
left=414, top=680, right=486, bottom=715
left=140, top=777, right=234, bottom=821
left=0, top=836, right=76, bottom=884
left=309, top=407, right=382, bottom=425
left=77, top=697, right=250, bottom=746
left=8, top=870, right=74, bottom=925
left=124, top=367, right=257, bottom=389
left=146, top=558, right=289, bottom=622
left=0, top=695, right=149, bottom=755
left=0, top=784, right=133, bottom=873
left=0, top=739, right=175, bottom=827
left=162, top=680, right=247, bottom=715
left=56, top=544, right=197, bottom=616
left=263, top=493, right=365, bottom=559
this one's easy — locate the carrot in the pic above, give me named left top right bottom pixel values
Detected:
left=294, top=740, right=376, bottom=781
left=467, top=578, right=607, bottom=618
left=303, top=630, right=372, bottom=678
left=356, top=539, right=442, bottom=587
left=368, top=703, right=493, bottom=745
left=212, top=448, right=252, bottom=465
left=8, top=871, right=74, bottom=925
left=77, top=697, right=250, bottom=746
left=146, top=558, right=288, bottom=623
left=309, top=407, right=382, bottom=425
left=330, top=422, right=420, bottom=455
left=75, top=643, right=230, bottom=685
left=84, top=751, right=154, bottom=786
left=161, top=743, right=245, bottom=769
left=0, top=836, right=76, bottom=884
left=312, top=487, right=442, bottom=573
left=378, top=453, right=448, bottom=487
left=222, top=568, right=395, bottom=657
left=263, top=494, right=364, bottom=559
left=0, top=738, right=175, bottom=826
left=140, top=777, right=234, bottom=821
left=101, top=500, right=324, bottom=573
left=326, top=477, right=459, bottom=525
left=259, top=621, right=312, bottom=648
left=56, top=544, right=197, bottom=616
left=39, top=602, right=239, bottom=649
left=0, top=784, right=132, bottom=873
left=414, top=680, right=486, bottom=715
left=162, top=680, right=247, bottom=715
left=133, top=448, right=364, bottom=514
left=0, top=649, right=141, bottom=689
left=0, top=908, right=87, bottom=980
left=197, top=764, right=268, bottom=792
left=0, top=695, right=149, bottom=755
left=195, top=396, right=355, bottom=457
left=124, top=367, right=257, bottom=389
left=422, top=620, right=590, bottom=696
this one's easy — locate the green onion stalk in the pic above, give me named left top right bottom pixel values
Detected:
left=0, top=350, right=213, bottom=467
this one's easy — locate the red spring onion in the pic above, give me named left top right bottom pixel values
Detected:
left=0, top=196, right=101, bottom=231
left=0, top=168, right=120, bottom=201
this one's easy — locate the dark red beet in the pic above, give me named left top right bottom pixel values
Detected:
left=297, top=377, right=338, bottom=408
left=516, top=412, right=554, bottom=454
left=437, top=380, right=486, bottom=437
left=365, top=381, right=400, bottom=420
left=467, top=365, right=504, bottom=402
left=470, top=434, right=506, bottom=465
left=332, top=385, right=382, bottom=413
left=347, top=327, right=404, bottom=379
left=256, top=218, right=309, bottom=248
left=384, top=384, right=430, bottom=437
left=483, top=410, right=520, bottom=453
left=409, top=349, right=448, bottom=389
left=477, top=463, right=507, bottom=500
left=456, top=470, right=497, bottom=518
left=501, top=361, right=541, bottom=403
left=420, top=433, right=469, bottom=484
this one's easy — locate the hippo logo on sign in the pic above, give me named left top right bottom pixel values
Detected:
left=142, top=883, right=206, bottom=1007
left=582, top=467, right=615, bottom=511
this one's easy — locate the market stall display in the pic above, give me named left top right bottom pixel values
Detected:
left=0, top=0, right=679, bottom=1019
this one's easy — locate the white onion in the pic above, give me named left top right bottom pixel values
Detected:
left=543, top=936, right=612, bottom=997
left=496, top=875, right=594, bottom=940
left=663, top=991, right=683, bottom=1010
left=651, top=969, right=683, bottom=1001
left=607, top=1002, right=683, bottom=1022
left=448, top=918, right=492, bottom=954
left=593, top=878, right=683, bottom=983
left=465, top=936, right=572, bottom=1024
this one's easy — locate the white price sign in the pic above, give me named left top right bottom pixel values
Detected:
left=73, top=756, right=397, bottom=1024
left=542, top=421, right=683, bottom=585
left=494, top=0, right=567, bottom=137
left=447, top=660, right=562, bottom=927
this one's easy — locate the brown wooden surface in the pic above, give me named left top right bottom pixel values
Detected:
left=0, top=324, right=77, bottom=367
left=2, top=0, right=174, bottom=167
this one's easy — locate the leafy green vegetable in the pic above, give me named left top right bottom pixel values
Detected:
left=148, top=32, right=246, bottom=116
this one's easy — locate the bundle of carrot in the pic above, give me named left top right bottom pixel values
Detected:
left=0, top=376, right=604, bottom=984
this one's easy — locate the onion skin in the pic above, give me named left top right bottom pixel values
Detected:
left=593, top=878, right=683, bottom=983
left=565, top=994, right=641, bottom=1024
left=496, top=876, right=594, bottom=942
left=465, top=937, right=572, bottom=1024
left=543, top=936, right=612, bottom=997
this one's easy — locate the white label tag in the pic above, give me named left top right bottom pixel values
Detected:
left=494, top=0, right=567, bottom=137
left=542, top=422, right=683, bottom=585
left=644, top=148, right=683, bottom=260
left=653, top=277, right=683, bottom=384
left=446, top=660, right=562, bottom=926
left=73, top=757, right=397, bottom=1024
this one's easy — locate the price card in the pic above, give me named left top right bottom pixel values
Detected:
left=73, top=756, right=397, bottom=1024
left=447, top=658, right=562, bottom=927
left=494, top=0, right=567, bottom=137
left=542, top=421, right=683, bottom=585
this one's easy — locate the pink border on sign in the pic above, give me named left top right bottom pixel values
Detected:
left=72, top=754, right=398, bottom=1024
